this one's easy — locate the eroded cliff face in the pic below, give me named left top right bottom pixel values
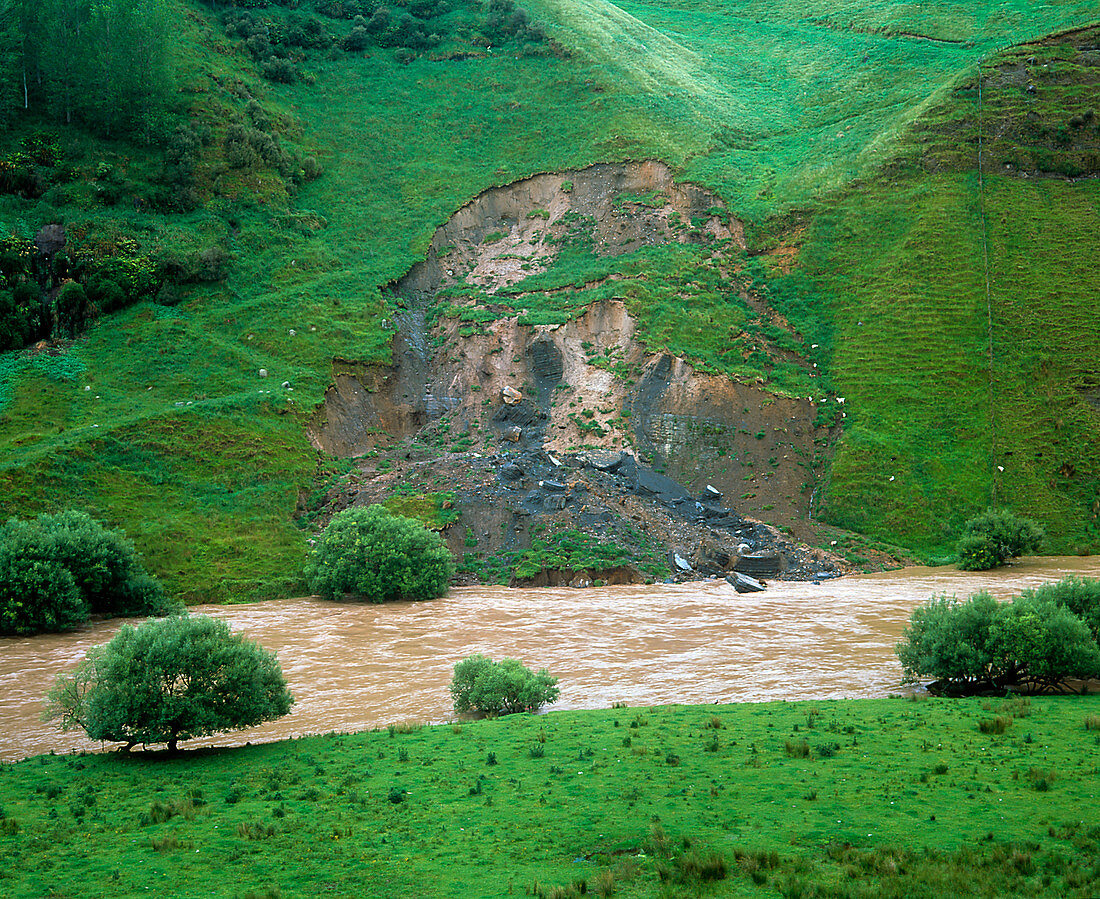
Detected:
left=396, top=160, right=742, bottom=299
left=309, top=299, right=824, bottom=522
left=306, top=163, right=867, bottom=582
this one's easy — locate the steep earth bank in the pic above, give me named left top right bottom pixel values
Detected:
left=306, top=163, right=902, bottom=583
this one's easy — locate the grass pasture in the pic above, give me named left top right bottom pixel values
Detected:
left=1, top=696, right=1099, bottom=897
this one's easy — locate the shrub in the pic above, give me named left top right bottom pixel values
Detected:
left=0, top=511, right=171, bottom=634
left=956, top=509, right=1044, bottom=570
left=46, top=615, right=293, bottom=751
left=305, top=505, right=455, bottom=602
left=450, top=654, right=559, bottom=715
left=0, top=546, right=86, bottom=636
left=1023, top=576, right=1100, bottom=643
left=986, top=594, right=1100, bottom=688
left=896, top=592, right=999, bottom=688
left=897, top=589, right=1100, bottom=691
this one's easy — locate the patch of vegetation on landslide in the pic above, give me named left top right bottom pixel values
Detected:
left=2, top=696, right=1100, bottom=896
left=753, top=25, right=1100, bottom=558
left=439, top=232, right=821, bottom=398
left=458, top=524, right=670, bottom=585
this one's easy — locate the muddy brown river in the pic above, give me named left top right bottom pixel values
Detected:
left=3, top=557, right=1099, bottom=760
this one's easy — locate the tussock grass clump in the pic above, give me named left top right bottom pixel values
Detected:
left=237, top=821, right=277, bottom=840
left=676, top=849, right=728, bottom=883
left=784, top=738, right=810, bottom=758
left=978, top=716, right=1013, bottom=735
left=140, top=798, right=194, bottom=826
left=1024, top=767, right=1059, bottom=792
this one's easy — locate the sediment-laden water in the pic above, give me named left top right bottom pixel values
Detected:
left=3, top=556, right=1098, bottom=760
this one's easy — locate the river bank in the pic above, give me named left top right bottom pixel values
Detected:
left=3, top=556, right=1099, bottom=761
left=1, top=695, right=1098, bottom=898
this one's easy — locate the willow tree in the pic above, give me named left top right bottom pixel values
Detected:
left=47, top=615, right=294, bottom=751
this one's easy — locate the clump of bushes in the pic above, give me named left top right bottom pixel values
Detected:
left=0, top=511, right=174, bottom=636
left=955, top=509, right=1044, bottom=570
left=896, top=577, right=1100, bottom=693
left=305, top=505, right=455, bottom=602
left=450, top=654, right=559, bottom=715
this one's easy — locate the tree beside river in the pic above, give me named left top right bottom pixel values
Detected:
left=897, top=576, right=1100, bottom=694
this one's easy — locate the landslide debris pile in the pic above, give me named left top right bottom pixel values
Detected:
left=305, top=162, right=863, bottom=585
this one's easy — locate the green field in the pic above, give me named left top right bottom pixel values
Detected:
left=2, top=696, right=1099, bottom=897
left=2, top=0, right=1099, bottom=594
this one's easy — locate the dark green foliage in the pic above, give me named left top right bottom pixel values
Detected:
left=0, top=545, right=85, bottom=636
left=897, top=588, right=1100, bottom=692
left=0, top=510, right=170, bottom=635
left=46, top=615, right=294, bottom=750
left=896, top=592, right=999, bottom=687
left=987, top=594, right=1100, bottom=689
left=12, top=0, right=172, bottom=138
left=305, top=505, right=455, bottom=602
left=1022, top=576, right=1100, bottom=644
left=956, top=510, right=1045, bottom=570
left=450, top=654, right=559, bottom=715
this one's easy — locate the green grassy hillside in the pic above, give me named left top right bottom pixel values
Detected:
left=1, top=0, right=1098, bottom=595
left=2, top=697, right=1100, bottom=897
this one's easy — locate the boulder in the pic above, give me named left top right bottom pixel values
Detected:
left=734, top=552, right=783, bottom=577
left=502, top=386, right=523, bottom=405
left=580, top=449, right=624, bottom=472
left=502, top=425, right=522, bottom=443
left=727, top=572, right=766, bottom=593
left=35, top=223, right=66, bottom=256
left=498, top=463, right=524, bottom=482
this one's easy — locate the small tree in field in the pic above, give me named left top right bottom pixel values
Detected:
left=956, top=509, right=1044, bottom=571
left=1022, top=576, right=1100, bottom=644
left=47, top=615, right=293, bottom=751
left=897, top=589, right=1100, bottom=694
left=305, top=505, right=455, bottom=602
left=986, top=595, right=1100, bottom=690
left=450, top=654, right=560, bottom=715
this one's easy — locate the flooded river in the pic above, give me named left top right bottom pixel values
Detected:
left=2, top=556, right=1099, bottom=760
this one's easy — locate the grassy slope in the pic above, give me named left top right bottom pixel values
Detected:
left=764, top=34, right=1100, bottom=555
left=2, top=697, right=1100, bottom=897
left=2, top=0, right=1099, bottom=593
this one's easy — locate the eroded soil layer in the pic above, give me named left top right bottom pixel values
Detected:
left=307, top=163, right=875, bottom=583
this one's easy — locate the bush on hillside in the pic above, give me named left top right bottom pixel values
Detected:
left=956, top=509, right=1044, bottom=570
left=897, top=588, right=1100, bottom=693
left=304, top=505, right=455, bottom=602
left=0, top=511, right=172, bottom=635
left=46, top=615, right=294, bottom=751
left=450, top=654, right=559, bottom=715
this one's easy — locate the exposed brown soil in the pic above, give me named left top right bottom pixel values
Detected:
left=306, top=163, right=906, bottom=584
left=396, top=160, right=741, bottom=299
